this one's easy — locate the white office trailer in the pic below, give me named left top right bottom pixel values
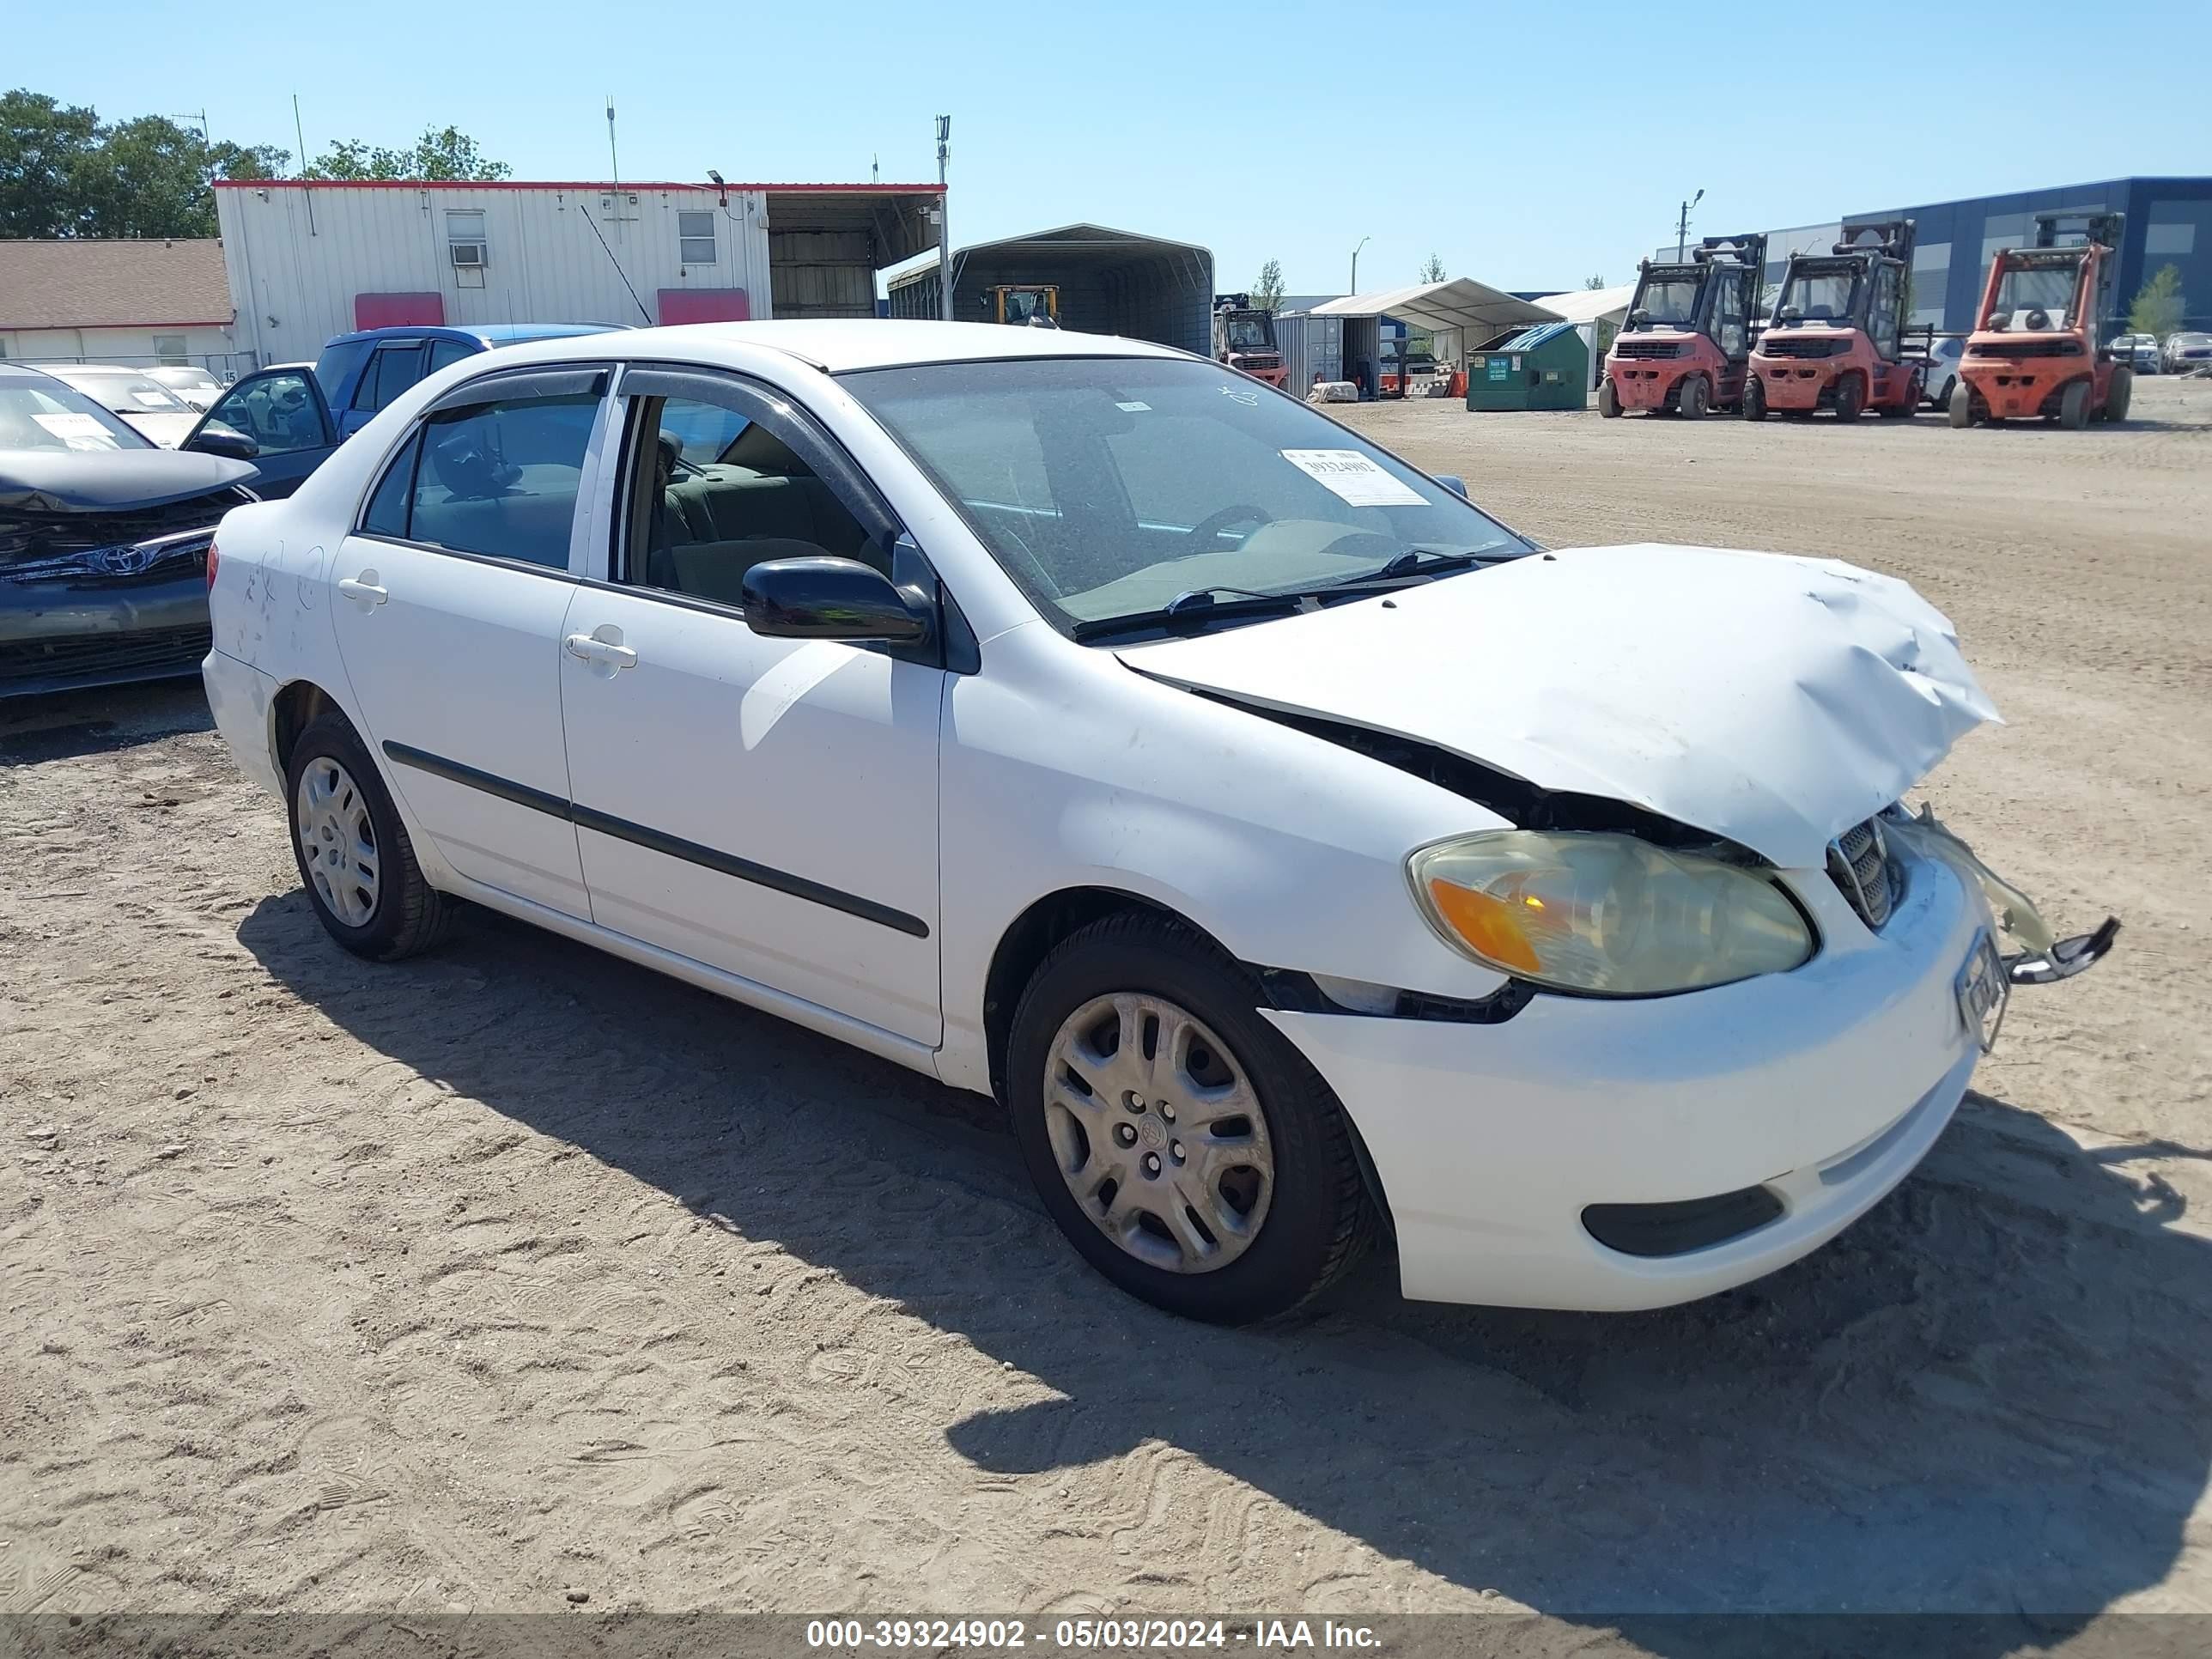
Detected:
left=213, top=179, right=944, bottom=367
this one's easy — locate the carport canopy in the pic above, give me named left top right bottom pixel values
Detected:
left=1529, top=282, right=1638, bottom=325
left=1310, top=278, right=1562, bottom=337
left=944, top=222, right=1215, bottom=354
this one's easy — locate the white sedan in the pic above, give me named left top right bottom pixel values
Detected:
left=200, top=321, right=2115, bottom=1323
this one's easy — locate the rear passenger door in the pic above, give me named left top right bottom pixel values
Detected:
left=339, top=339, right=428, bottom=436
left=556, top=366, right=943, bottom=1045
left=329, top=366, right=611, bottom=919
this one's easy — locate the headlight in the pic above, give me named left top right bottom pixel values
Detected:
left=1407, top=831, right=1814, bottom=996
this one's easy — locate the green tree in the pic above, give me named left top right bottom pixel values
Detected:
left=1253, top=258, right=1285, bottom=312
left=1419, top=252, right=1446, bottom=283
left=303, top=125, right=510, bottom=182
left=2129, top=264, right=2187, bottom=342
left=1, top=88, right=102, bottom=236
left=1584, top=272, right=1607, bottom=289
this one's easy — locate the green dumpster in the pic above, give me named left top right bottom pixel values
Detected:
left=1465, top=321, right=1587, bottom=411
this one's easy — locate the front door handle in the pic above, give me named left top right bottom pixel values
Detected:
left=337, top=573, right=387, bottom=607
left=564, top=628, right=638, bottom=672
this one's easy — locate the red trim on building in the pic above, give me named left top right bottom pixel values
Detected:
left=215, top=179, right=942, bottom=194
left=655, top=289, right=751, bottom=325
left=354, top=292, right=447, bottom=329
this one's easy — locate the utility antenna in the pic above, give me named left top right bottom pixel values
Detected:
left=605, top=98, right=619, bottom=191
left=170, top=109, right=210, bottom=143
left=293, top=94, right=316, bottom=235
left=935, top=116, right=951, bottom=321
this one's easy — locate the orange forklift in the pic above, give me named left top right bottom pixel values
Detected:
left=1744, top=220, right=1926, bottom=421
left=1950, top=212, right=2130, bottom=429
left=1600, top=233, right=1765, bottom=417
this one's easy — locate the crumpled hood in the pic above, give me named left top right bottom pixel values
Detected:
left=1118, top=544, right=1999, bottom=870
left=0, top=447, right=258, bottom=513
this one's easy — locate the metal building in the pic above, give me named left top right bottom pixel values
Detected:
left=213, top=179, right=943, bottom=369
left=886, top=223, right=1214, bottom=355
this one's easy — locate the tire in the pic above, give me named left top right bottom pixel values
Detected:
left=2103, top=365, right=2133, bottom=423
left=1949, top=382, right=1974, bottom=428
left=2059, top=379, right=2090, bottom=430
left=1931, top=373, right=1956, bottom=410
left=1741, top=374, right=1767, bottom=421
left=1880, top=372, right=1921, bottom=416
left=285, top=710, right=453, bottom=961
left=1677, top=374, right=1709, bottom=419
left=1832, top=372, right=1865, bottom=421
left=1598, top=380, right=1621, bottom=418
left=1006, top=913, right=1376, bottom=1324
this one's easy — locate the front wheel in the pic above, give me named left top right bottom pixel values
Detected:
left=1598, top=380, right=1621, bottom=418
left=2059, top=379, right=2090, bottom=429
left=286, top=711, right=453, bottom=960
left=1006, top=914, right=1376, bottom=1323
left=1676, top=374, right=1710, bottom=419
left=1948, top=382, right=1975, bottom=427
left=2103, top=365, right=2133, bottom=422
left=1741, top=374, right=1767, bottom=421
left=1832, top=372, right=1866, bottom=421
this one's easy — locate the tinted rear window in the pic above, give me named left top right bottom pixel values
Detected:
left=313, top=340, right=373, bottom=404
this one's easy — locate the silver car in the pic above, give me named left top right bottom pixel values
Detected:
left=2163, top=331, right=2212, bottom=374
left=145, top=364, right=226, bottom=410
left=2106, top=334, right=2161, bottom=373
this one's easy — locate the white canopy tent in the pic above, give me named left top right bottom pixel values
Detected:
left=1310, top=279, right=1564, bottom=374
left=1531, top=283, right=1640, bottom=391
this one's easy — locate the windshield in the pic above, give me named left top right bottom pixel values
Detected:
left=0, top=376, right=153, bottom=452
left=842, top=356, right=1531, bottom=635
left=58, top=372, right=196, bottom=416
left=1224, top=315, right=1273, bottom=350
left=1632, top=276, right=1702, bottom=325
left=1778, top=265, right=1856, bottom=322
left=150, top=367, right=220, bottom=392
left=1987, top=260, right=2083, bottom=326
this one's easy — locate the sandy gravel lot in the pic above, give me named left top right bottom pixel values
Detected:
left=3, top=377, right=2209, bottom=1644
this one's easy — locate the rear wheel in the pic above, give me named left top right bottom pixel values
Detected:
left=1677, top=374, right=1710, bottom=419
left=286, top=711, right=452, bottom=961
left=2103, top=365, right=2133, bottom=422
left=1598, top=380, right=1621, bottom=418
left=1948, top=382, right=1975, bottom=427
left=1880, top=371, right=1922, bottom=416
left=1006, top=913, right=1376, bottom=1323
left=2059, top=379, right=2090, bottom=430
left=1741, top=374, right=1767, bottom=421
left=1832, top=372, right=1865, bottom=421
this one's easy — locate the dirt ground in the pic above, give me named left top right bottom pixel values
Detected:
left=3, top=377, right=2209, bottom=1643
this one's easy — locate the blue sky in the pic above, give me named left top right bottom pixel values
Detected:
left=22, top=0, right=2212, bottom=296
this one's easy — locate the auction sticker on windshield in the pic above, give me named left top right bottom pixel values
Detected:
left=32, top=412, right=121, bottom=450
left=1279, top=449, right=1426, bottom=507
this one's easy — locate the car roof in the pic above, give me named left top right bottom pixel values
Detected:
left=323, top=322, right=624, bottom=349
left=425, top=319, right=1187, bottom=376
left=40, top=362, right=145, bottom=375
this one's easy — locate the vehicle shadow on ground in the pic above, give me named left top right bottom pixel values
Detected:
left=238, top=894, right=2210, bottom=1641
left=0, top=680, right=211, bottom=765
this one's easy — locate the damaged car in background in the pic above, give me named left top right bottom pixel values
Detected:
left=198, top=322, right=2114, bottom=1324
left=3, top=362, right=258, bottom=698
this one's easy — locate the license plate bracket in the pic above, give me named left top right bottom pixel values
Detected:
left=1956, top=929, right=2009, bottom=1054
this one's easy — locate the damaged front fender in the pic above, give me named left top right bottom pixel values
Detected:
left=1887, top=804, right=2119, bottom=985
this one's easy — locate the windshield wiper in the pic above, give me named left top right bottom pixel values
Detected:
left=1070, top=586, right=1307, bottom=642
left=1360, top=544, right=1486, bottom=582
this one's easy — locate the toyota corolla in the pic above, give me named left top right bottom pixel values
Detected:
left=200, top=321, right=2115, bottom=1323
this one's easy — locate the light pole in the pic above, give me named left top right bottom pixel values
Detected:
left=935, top=115, right=952, bottom=321
left=1676, top=188, right=1704, bottom=260
left=1351, top=235, right=1370, bottom=295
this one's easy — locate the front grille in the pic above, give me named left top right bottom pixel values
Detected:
left=0, top=624, right=211, bottom=686
left=1827, top=817, right=1896, bottom=930
left=1613, top=338, right=1685, bottom=360
left=1759, top=336, right=1846, bottom=360
left=1237, top=353, right=1280, bottom=370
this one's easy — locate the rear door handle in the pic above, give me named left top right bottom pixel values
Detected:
left=564, top=629, right=638, bottom=671
left=337, top=574, right=387, bottom=607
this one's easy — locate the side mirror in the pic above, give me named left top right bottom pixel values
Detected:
left=190, top=424, right=258, bottom=462
left=1434, top=474, right=1469, bottom=498
left=740, top=556, right=929, bottom=643
left=1778, top=307, right=1803, bottom=325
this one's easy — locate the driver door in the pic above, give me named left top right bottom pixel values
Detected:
left=185, top=368, right=337, bottom=497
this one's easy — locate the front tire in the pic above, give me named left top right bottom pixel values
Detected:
left=1006, top=914, right=1376, bottom=1323
left=1832, top=371, right=1866, bottom=421
left=1598, top=380, right=1621, bottom=418
left=1949, top=381, right=1975, bottom=427
left=2103, top=365, right=2133, bottom=422
left=286, top=712, right=452, bottom=961
left=1741, top=374, right=1767, bottom=421
left=1676, top=374, right=1710, bottom=419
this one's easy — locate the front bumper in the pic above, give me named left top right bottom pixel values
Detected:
left=1267, top=853, right=1995, bottom=1310
left=1607, top=362, right=1690, bottom=410
left=1753, top=358, right=1842, bottom=409
left=0, top=572, right=210, bottom=700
